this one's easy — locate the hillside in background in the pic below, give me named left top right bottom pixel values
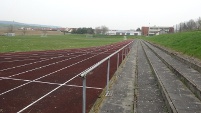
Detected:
left=0, top=20, right=60, bottom=28
left=143, top=31, right=201, bottom=59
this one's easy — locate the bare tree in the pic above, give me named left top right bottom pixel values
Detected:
left=179, top=22, right=187, bottom=32
left=197, top=17, right=201, bottom=30
left=22, top=27, right=27, bottom=35
left=179, top=22, right=184, bottom=32
left=136, top=28, right=141, bottom=31
left=177, top=16, right=201, bottom=32
left=41, top=28, right=48, bottom=37
left=7, top=24, right=14, bottom=33
left=101, top=26, right=109, bottom=35
left=95, top=26, right=109, bottom=35
left=95, top=27, right=101, bottom=34
left=186, top=19, right=196, bottom=30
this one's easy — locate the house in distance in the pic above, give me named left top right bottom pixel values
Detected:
left=106, top=30, right=141, bottom=36
left=141, top=26, right=174, bottom=36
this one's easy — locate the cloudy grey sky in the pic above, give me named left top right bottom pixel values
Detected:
left=1, top=0, right=201, bottom=30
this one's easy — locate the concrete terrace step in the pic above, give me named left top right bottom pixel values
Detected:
left=137, top=40, right=167, bottom=113
left=146, top=41, right=201, bottom=73
left=143, top=40, right=201, bottom=101
left=141, top=41, right=201, bottom=113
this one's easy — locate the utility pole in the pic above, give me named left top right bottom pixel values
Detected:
left=148, top=23, right=150, bottom=36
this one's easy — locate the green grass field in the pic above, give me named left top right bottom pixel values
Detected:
left=0, top=34, right=124, bottom=53
left=142, top=31, right=201, bottom=59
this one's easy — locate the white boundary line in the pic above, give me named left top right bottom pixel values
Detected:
left=1, top=48, right=102, bottom=77
left=0, top=50, right=92, bottom=71
left=1, top=59, right=36, bottom=63
left=0, top=46, right=102, bottom=70
left=4, top=52, right=95, bottom=78
left=0, top=55, right=64, bottom=70
left=0, top=77, right=102, bottom=90
left=17, top=73, right=80, bottom=113
left=0, top=45, right=112, bottom=62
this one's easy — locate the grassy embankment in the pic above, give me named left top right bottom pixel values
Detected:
left=0, top=34, right=125, bottom=53
left=142, top=31, right=201, bottom=60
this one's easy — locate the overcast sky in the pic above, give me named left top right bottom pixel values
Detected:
left=1, top=0, right=201, bottom=30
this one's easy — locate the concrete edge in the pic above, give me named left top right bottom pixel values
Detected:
left=133, top=40, right=139, bottom=113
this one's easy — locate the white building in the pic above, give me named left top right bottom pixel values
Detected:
left=149, top=26, right=173, bottom=36
left=107, top=30, right=141, bottom=36
left=5, top=33, right=15, bottom=36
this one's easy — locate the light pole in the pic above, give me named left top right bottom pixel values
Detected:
left=148, top=23, right=150, bottom=36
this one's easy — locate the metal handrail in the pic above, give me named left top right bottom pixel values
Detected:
left=80, top=40, right=134, bottom=113
left=80, top=40, right=133, bottom=78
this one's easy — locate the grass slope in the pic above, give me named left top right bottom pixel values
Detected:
left=0, top=34, right=124, bottom=53
left=143, top=31, right=201, bottom=59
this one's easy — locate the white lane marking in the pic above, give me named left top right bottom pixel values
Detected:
left=65, top=84, right=103, bottom=90
left=17, top=73, right=80, bottom=113
left=0, top=48, right=100, bottom=71
left=5, top=53, right=90, bottom=78
left=4, top=58, right=12, bottom=59
left=1, top=59, right=36, bottom=63
left=0, top=77, right=102, bottom=90
left=0, top=55, right=66, bottom=71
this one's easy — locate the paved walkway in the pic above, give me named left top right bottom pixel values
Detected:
left=98, top=41, right=137, bottom=113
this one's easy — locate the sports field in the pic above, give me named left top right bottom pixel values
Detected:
left=0, top=35, right=124, bottom=53
left=0, top=36, right=133, bottom=113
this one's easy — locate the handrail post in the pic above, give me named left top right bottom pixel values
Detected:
left=106, top=58, right=110, bottom=92
left=117, top=53, right=119, bottom=69
left=128, top=46, right=130, bottom=53
left=125, top=47, right=127, bottom=56
left=82, top=76, right=86, bottom=113
left=127, top=46, right=129, bottom=55
left=122, top=49, right=124, bottom=61
left=124, top=47, right=126, bottom=58
left=127, top=47, right=129, bottom=56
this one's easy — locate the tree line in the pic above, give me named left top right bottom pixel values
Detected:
left=71, top=26, right=109, bottom=34
left=71, top=27, right=94, bottom=34
left=176, top=17, right=201, bottom=32
left=4, top=25, right=109, bottom=35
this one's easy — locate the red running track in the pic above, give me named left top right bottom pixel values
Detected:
left=0, top=40, right=133, bottom=113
